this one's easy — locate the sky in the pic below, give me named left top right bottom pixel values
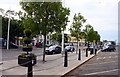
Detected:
left=0, top=0, right=119, bottom=43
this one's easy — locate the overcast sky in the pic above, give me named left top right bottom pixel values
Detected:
left=0, top=0, right=119, bottom=42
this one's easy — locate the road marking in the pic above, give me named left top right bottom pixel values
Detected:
left=84, top=69, right=118, bottom=75
left=86, top=61, right=117, bottom=66
left=96, top=56, right=117, bottom=60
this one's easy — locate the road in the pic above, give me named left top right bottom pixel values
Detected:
left=64, top=47, right=119, bottom=76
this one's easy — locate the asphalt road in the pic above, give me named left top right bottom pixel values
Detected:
left=64, top=47, right=119, bottom=77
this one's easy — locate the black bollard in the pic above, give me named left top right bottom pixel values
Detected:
left=64, top=50, right=68, bottom=67
left=95, top=48, right=97, bottom=55
left=27, top=55, right=33, bottom=77
left=86, top=48, right=88, bottom=57
left=78, top=49, right=81, bottom=60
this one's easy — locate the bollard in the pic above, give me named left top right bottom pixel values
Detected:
left=86, top=48, right=88, bottom=57
left=27, top=55, right=33, bottom=77
left=64, top=50, right=68, bottom=67
left=95, top=49, right=97, bottom=55
left=78, top=49, right=81, bottom=60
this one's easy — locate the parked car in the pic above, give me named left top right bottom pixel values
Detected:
left=65, top=43, right=75, bottom=52
left=45, top=45, right=61, bottom=54
left=102, top=44, right=116, bottom=52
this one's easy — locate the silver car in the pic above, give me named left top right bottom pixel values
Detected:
left=65, top=43, right=75, bottom=52
left=45, top=45, right=61, bottom=54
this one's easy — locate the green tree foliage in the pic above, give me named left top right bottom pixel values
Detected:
left=51, top=32, right=68, bottom=44
left=69, top=13, right=86, bottom=41
left=83, top=24, right=94, bottom=42
left=2, top=16, right=24, bottom=42
left=51, top=32, right=62, bottom=44
left=69, top=13, right=86, bottom=53
left=83, top=24, right=100, bottom=43
left=20, top=2, right=70, bottom=61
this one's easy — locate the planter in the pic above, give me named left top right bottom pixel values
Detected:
left=18, top=53, right=37, bottom=67
left=23, top=48, right=32, bottom=51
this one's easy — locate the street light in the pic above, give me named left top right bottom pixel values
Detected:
left=6, top=10, right=15, bottom=50
left=61, top=21, right=69, bottom=56
left=61, top=27, right=64, bottom=56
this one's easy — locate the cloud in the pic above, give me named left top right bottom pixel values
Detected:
left=0, top=0, right=119, bottom=41
left=0, top=0, right=20, bottom=11
left=64, top=0, right=119, bottom=41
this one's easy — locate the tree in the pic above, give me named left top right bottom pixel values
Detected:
left=92, top=31, right=100, bottom=42
left=83, top=24, right=101, bottom=47
left=51, top=32, right=62, bottom=44
left=51, top=32, right=68, bottom=44
left=2, top=16, right=24, bottom=43
left=0, top=8, right=24, bottom=49
left=20, top=2, right=70, bottom=61
left=69, top=13, right=86, bottom=53
left=83, top=24, right=94, bottom=42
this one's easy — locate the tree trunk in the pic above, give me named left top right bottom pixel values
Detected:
left=43, top=34, right=46, bottom=62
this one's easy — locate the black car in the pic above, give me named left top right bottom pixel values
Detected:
left=45, top=45, right=61, bottom=54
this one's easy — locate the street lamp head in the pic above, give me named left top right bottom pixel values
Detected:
left=6, top=10, right=16, bottom=16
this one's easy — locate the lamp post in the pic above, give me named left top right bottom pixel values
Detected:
left=6, top=10, right=15, bottom=50
left=61, top=27, right=64, bottom=56
left=7, top=14, right=10, bottom=50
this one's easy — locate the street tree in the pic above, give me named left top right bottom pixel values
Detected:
left=2, top=16, right=24, bottom=43
left=51, top=32, right=68, bottom=44
left=20, top=2, right=70, bottom=61
left=69, top=13, right=86, bottom=53
left=0, top=8, right=24, bottom=47
left=83, top=24, right=94, bottom=42
left=83, top=24, right=101, bottom=47
left=51, top=32, right=61, bottom=44
left=91, top=31, right=100, bottom=43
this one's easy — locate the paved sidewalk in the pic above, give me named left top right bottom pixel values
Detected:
left=2, top=49, right=100, bottom=76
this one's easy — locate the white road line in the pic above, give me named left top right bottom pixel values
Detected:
left=84, top=69, right=118, bottom=75
left=86, top=61, right=117, bottom=66
left=96, top=56, right=117, bottom=60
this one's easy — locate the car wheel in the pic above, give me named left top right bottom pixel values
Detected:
left=58, top=47, right=61, bottom=53
left=52, top=50, right=55, bottom=54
